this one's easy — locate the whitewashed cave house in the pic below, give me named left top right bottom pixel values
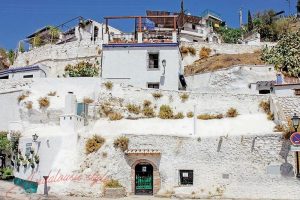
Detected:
left=101, top=15, right=186, bottom=91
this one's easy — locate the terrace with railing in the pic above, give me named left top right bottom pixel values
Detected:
left=103, top=16, right=178, bottom=44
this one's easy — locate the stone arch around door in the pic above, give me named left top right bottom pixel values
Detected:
left=131, top=159, right=161, bottom=195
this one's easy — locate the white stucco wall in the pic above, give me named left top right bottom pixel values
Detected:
left=102, top=46, right=181, bottom=90
left=185, top=65, right=276, bottom=94
left=8, top=70, right=46, bottom=80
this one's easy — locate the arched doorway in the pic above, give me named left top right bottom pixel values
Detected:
left=135, top=163, right=153, bottom=195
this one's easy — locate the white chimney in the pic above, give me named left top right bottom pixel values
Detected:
left=64, top=92, right=77, bottom=115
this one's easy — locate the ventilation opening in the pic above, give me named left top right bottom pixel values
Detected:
left=259, top=90, right=271, bottom=94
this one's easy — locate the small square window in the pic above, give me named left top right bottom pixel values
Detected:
left=179, top=170, right=193, bottom=185
left=192, top=24, right=196, bottom=30
left=148, top=53, right=159, bottom=69
left=147, top=83, right=159, bottom=89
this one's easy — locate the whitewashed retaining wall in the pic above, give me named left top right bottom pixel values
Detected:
left=13, top=41, right=102, bottom=77
left=76, top=133, right=299, bottom=199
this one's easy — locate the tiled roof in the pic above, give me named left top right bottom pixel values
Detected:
left=125, top=149, right=161, bottom=154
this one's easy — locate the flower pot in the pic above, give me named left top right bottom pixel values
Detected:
left=30, top=164, right=35, bottom=169
left=10, top=160, right=14, bottom=166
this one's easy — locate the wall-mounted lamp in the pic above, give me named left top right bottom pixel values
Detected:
left=162, top=59, right=167, bottom=75
left=32, top=134, right=39, bottom=142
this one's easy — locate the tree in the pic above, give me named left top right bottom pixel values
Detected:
left=8, top=50, right=15, bottom=65
left=248, top=10, right=254, bottom=32
left=19, top=42, right=25, bottom=53
left=48, top=26, right=60, bottom=44
left=0, top=132, right=11, bottom=153
left=262, top=31, right=300, bottom=77
left=218, top=27, right=244, bottom=44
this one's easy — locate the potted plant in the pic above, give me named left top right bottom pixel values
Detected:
left=10, top=160, right=14, bottom=166
left=30, top=161, right=35, bottom=169
left=1, top=167, right=14, bottom=180
left=22, top=160, right=28, bottom=168
left=34, top=154, right=39, bottom=164
left=103, top=179, right=126, bottom=198
left=30, top=147, right=34, bottom=154
left=16, top=159, right=21, bottom=167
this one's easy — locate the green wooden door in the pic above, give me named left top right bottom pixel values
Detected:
left=135, top=164, right=153, bottom=195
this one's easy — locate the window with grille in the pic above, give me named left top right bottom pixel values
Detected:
left=147, top=83, right=159, bottom=89
left=148, top=53, right=159, bottom=69
left=179, top=170, right=193, bottom=185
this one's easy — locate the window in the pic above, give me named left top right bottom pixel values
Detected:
left=192, top=24, right=196, bottom=30
left=148, top=53, right=159, bottom=69
left=23, top=75, right=33, bottom=78
left=147, top=83, right=159, bottom=89
left=179, top=170, right=193, bottom=185
left=295, top=89, right=300, bottom=96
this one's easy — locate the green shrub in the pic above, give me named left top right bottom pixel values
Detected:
left=108, top=112, right=123, bottom=121
left=65, top=61, right=98, bottom=77
left=104, top=81, right=113, bottom=90
left=186, top=112, right=194, bottom=118
left=180, top=93, right=189, bottom=103
left=113, top=136, right=129, bottom=152
left=126, top=104, right=141, bottom=115
left=197, top=113, right=223, bottom=120
left=104, top=179, right=122, bottom=188
left=173, top=112, right=184, bottom=119
left=143, top=106, right=155, bottom=118
left=226, top=108, right=238, bottom=118
left=159, top=105, right=173, bottom=119
left=85, top=135, right=105, bottom=154
left=1, top=167, right=13, bottom=179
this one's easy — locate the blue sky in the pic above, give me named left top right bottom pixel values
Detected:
left=0, top=0, right=297, bottom=49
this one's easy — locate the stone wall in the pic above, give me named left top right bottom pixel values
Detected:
left=13, top=41, right=102, bottom=77
left=181, top=41, right=276, bottom=66
left=77, top=133, right=298, bottom=199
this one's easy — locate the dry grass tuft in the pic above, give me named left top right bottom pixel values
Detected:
left=113, top=136, right=129, bottom=152
left=186, top=111, right=194, bottom=118
left=185, top=51, right=264, bottom=75
left=152, top=92, right=163, bottom=100
left=274, top=124, right=284, bottom=132
left=108, top=112, right=123, bottom=121
left=100, top=103, right=113, bottom=116
left=83, top=97, right=94, bottom=104
left=180, top=46, right=189, bottom=55
left=197, top=113, right=223, bottom=120
left=226, top=108, right=238, bottom=118
left=199, top=47, right=212, bottom=59
left=26, top=101, right=33, bottom=110
left=104, top=179, right=122, bottom=188
left=17, top=94, right=28, bottom=103
left=142, top=106, right=155, bottom=118
left=143, top=100, right=152, bottom=107
left=104, top=81, right=113, bottom=90
left=259, top=101, right=270, bottom=113
left=180, top=93, right=189, bottom=103
left=47, top=91, right=57, bottom=96
left=159, top=105, right=173, bottom=119
left=173, top=112, right=184, bottom=119
left=38, top=97, right=50, bottom=109
left=187, top=46, right=196, bottom=55
left=126, top=104, right=141, bottom=115
left=85, top=135, right=105, bottom=154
